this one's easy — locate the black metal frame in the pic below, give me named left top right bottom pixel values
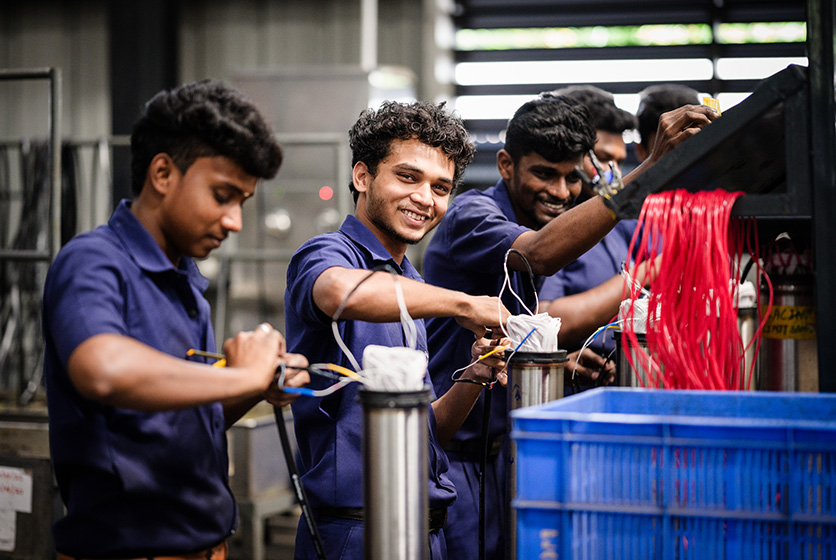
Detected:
left=603, top=64, right=810, bottom=219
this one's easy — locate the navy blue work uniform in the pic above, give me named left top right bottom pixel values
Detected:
left=423, top=180, right=542, bottom=560
left=42, top=201, right=235, bottom=557
left=539, top=219, right=639, bottom=357
left=285, top=215, right=456, bottom=560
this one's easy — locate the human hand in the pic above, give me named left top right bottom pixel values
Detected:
left=567, top=348, right=615, bottom=385
left=455, top=295, right=510, bottom=339
left=265, top=352, right=311, bottom=407
left=647, top=104, right=720, bottom=165
left=462, top=337, right=511, bottom=387
left=222, top=323, right=284, bottom=390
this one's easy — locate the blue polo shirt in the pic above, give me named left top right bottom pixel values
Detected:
left=539, top=219, right=639, bottom=355
left=424, top=180, right=537, bottom=442
left=285, top=214, right=455, bottom=506
left=42, top=200, right=234, bottom=557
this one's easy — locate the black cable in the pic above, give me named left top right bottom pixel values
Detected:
left=273, top=405, right=327, bottom=560
left=478, top=384, right=492, bottom=560
left=505, top=248, right=538, bottom=303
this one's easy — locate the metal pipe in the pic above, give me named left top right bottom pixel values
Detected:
left=360, top=387, right=430, bottom=560
left=506, top=350, right=568, bottom=560
left=360, top=0, right=378, bottom=72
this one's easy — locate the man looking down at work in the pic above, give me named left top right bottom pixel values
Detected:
left=285, top=100, right=511, bottom=560
left=42, top=80, right=310, bottom=560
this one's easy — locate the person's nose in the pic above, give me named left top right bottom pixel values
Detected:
left=545, top=177, right=571, bottom=200
left=410, top=181, right=433, bottom=208
left=220, top=205, right=243, bottom=233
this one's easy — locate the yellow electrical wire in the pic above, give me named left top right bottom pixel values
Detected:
left=477, top=345, right=507, bottom=361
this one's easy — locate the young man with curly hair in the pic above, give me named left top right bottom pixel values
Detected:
left=42, top=80, right=310, bottom=560
left=285, top=101, right=510, bottom=560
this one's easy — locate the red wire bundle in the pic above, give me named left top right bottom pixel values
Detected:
left=620, top=189, right=772, bottom=390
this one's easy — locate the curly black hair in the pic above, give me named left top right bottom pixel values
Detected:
left=548, top=85, right=636, bottom=134
left=504, top=95, right=596, bottom=164
left=348, top=101, right=475, bottom=203
left=130, top=79, right=283, bottom=196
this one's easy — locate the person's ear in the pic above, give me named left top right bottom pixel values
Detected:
left=352, top=161, right=371, bottom=195
left=497, top=149, right=515, bottom=182
left=147, top=153, right=177, bottom=196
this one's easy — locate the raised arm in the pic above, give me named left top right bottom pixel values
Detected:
left=508, top=105, right=718, bottom=276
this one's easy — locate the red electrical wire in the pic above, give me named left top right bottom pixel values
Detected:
left=620, top=189, right=773, bottom=391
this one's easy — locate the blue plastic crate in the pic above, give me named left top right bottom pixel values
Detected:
left=510, top=387, right=836, bottom=560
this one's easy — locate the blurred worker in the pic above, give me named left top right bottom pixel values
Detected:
left=550, top=84, right=636, bottom=199
left=537, top=85, right=639, bottom=360
left=423, top=94, right=718, bottom=559
left=42, top=80, right=310, bottom=560
left=539, top=84, right=701, bottom=362
left=635, top=84, right=702, bottom=163
left=284, top=101, right=511, bottom=560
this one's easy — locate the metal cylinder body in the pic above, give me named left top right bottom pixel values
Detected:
left=615, top=332, right=654, bottom=388
left=506, top=350, right=567, bottom=560
left=359, top=387, right=430, bottom=560
left=737, top=306, right=758, bottom=390
left=759, top=274, right=818, bottom=392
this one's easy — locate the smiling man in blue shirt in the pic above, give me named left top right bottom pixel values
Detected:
left=42, top=80, right=309, bottom=560
left=285, top=101, right=511, bottom=560
left=423, top=94, right=719, bottom=559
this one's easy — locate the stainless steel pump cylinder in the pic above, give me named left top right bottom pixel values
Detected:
left=506, top=350, right=567, bottom=560
left=359, top=387, right=431, bottom=560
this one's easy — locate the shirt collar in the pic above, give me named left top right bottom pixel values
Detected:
left=339, top=214, right=420, bottom=279
left=109, top=199, right=210, bottom=292
left=489, top=179, right=520, bottom=223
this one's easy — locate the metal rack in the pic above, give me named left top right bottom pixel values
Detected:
left=0, top=65, right=62, bottom=560
left=0, top=68, right=62, bottom=262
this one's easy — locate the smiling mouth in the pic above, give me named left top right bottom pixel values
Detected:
left=539, top=199, right=569, bottom=212
left=401, top=209, right=430, bottom=222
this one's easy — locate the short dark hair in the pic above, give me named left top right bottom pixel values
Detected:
left=550, top=85, right=636, bottom=134
left=348, top=101, right=475, bottom=203
left=504, top=95, right=596, bottom=164
left=636, top=84, right=700, bottom=147
left=130, top=79, right=283, bottom=196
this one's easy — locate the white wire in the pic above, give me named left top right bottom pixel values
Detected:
left=497, top=249, right=536, bottom=338
left=392, top=273, right=417, bottom=350
left=332, top=320, right=362, bottom=373
left=329, top=266, right=420, bottom=381
left=572, top=320, right=622, bottom=380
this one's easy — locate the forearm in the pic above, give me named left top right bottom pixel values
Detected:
left=511, top=196, right=618, bottom=276
left=67, top=334, right=266, bottom=412
left=314, top=267, right=479, bottom=322
left=222, top=394, right=265, bottom=429
left=431, top=381, right=484, bottom=446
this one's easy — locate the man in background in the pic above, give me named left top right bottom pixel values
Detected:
left=539, top=84, right=701, bottom=368
left=424, top=94, right=717, bottom=559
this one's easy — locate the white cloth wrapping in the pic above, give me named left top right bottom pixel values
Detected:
left=504, top=313, right=561, bottom=352
left=361, top=345, right=428, bottom=391
left=620, top=298, right=650, bottom=334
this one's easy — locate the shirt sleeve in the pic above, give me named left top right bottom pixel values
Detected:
left=285, top=233, right=363, bottom=327
left=539, top=272, right=568, bottom=301
left=436, top=194, right=530, bottom=278
left=42, top=236, right=129, bottom=367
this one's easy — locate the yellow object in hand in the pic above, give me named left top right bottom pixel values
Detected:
left=702, top=96, right=721, bottom=115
